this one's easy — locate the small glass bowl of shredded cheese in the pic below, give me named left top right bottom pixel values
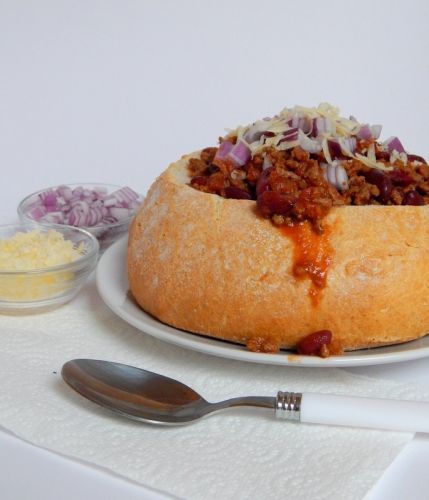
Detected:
left=0, top=224, right=99, bottom=313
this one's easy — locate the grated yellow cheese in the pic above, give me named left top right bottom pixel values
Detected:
left=0, top=229, right=82, bottom=271
left=0, top=230, right=84, bottom=302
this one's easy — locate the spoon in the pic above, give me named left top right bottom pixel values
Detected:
left=62, top=359, right=429, bottom=432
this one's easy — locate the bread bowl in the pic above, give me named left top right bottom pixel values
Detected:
left=128, top=104, right=429, bottom=356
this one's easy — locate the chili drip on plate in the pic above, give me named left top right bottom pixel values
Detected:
left=187, top=103, right=428, bottom=357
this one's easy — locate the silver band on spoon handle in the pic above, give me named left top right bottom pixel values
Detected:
left=275, top=392, right=302, bottom=421
left=275, top=391, right=429, bottom=433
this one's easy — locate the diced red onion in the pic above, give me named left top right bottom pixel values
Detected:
left=42, top=212, right=65, bottom=224
left=298, top=130, right=322, bottom=153
left=311, top=117, right=335, bottom=138
left=321, top=162, right=349, bottom=191
left=215, top=140, right=234, bottom=160
left=26, top=184, right=140, bottom=227
left=106, top=186, right=140, bottom=209
left=29, top=205, right=47, bottom=220
left=56, top=185, right=73, bottom=201
left=370, top=125, right=382, bottom=140
left=109, top=207, right=131, bottom=221
left=383, top=136, right=405, bottom=154
left=338, top=137, right=356, bottom=155
left=262, top=155, right=273, bottom=170
left=278, top=127, right=299, bottom=145
left=356, top=124, right=372, bottom=140
left=39, top=190, right=57, bottom=207
left=289, top=116, right=312, bottom=134
left=227, top=140, right=251, bottom=167
left=335, top=165, right=349, bottom=191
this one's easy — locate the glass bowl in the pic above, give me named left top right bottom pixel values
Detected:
left=17, top=183, right=143, bottom=253
left=0, top=224, right=99, bottom=314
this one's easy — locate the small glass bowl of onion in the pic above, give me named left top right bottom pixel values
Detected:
left=18, top=183, right=142, bottom=253
left=0, top=223, right=99, bottom=314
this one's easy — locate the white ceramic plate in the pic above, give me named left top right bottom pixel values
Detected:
left=96, top=237, right=429, bottom=367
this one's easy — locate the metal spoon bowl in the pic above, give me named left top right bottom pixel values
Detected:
left=61, top=359, right=275, bottom=425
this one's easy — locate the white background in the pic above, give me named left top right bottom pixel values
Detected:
left=1, top=1, right=429, bottom=498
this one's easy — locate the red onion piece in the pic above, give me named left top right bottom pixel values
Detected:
left=370, top=125, right=382, bottom=140
left=39, top=190, right=57, bottom=207
left=357, top=124, right=372, bottom=140
left=109, top=207, right=131, bottom=221
left=215, top=140, right=234, bottom=160
left=338, top=137, right=356, bottom=155
left=43, top=212, right=65, bottom=224
left=289, top=116, right=312, bottom=134
left=28, top=205, right=47, bottom=220
left=321, top=163, right=349, bottom=191
left=262, top=155, right=273, bottom=170
left=56, top=185, right=73, bottom=201
left=278, top=128, right=299, bottom=146
left=383, top=136, right=405, bottom=154
left=311, top=117, right=334, bottom=138
left=298, top=130, right=322, bottom=154
left=227, top=140, right=251, bottom=167
left=113, top=186, right=139, bottom=208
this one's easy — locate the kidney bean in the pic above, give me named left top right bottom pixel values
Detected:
left=224, top=186, right=252, bottom=200
left=190, top=176, right=208, bottom=187
left=363, top=169, right=392, bottom=203
left=297, top=330, right=332, bottom=355
left=388, top=169, right=415, bottom=186
left=403, top=190, right=424, bottom=205
left=327, top=139, right=342, bottom=159
left=257, top=191, right=295, bottom=216
left=256, top=167, right=273, bottom=197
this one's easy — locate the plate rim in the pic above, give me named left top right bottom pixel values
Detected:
left=96, top=237, right=429, bottom=368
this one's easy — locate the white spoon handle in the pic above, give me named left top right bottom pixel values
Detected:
left=276, top=391, right=429, bottom=433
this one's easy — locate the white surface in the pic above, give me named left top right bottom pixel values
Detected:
left=0, top=427, right=167, bottom=500
left=98, top=238, right=429, bottom=368
left=1, top=1, right=429, bottom=499
left=0, top=290, right=427, bottom=500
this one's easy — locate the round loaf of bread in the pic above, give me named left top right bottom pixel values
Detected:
left=127, top=152, right=429, bottom=351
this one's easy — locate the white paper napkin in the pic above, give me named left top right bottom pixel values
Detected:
left=0, top=282, right=428, bottom=500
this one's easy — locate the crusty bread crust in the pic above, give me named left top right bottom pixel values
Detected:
left=127, top=152, right=429, bottom=351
